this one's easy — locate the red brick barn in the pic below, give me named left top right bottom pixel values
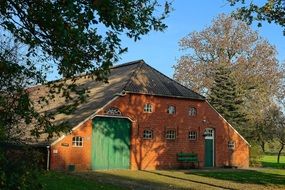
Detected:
left=29, top=60, right=249, bottom=171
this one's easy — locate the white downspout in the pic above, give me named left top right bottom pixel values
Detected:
left=46, top=145, right=50, bottom=171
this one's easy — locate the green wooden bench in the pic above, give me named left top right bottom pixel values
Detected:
left=177, top=152, right=199, bottom=168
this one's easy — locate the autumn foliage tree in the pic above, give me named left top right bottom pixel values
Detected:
left=174, top=14, right=284, bottom=139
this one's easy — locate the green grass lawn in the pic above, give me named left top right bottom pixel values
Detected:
left=39, top=155, right=285, bottom=189
left=259, top=155, right=285, bottom=169
left=40, top=168, right=285, bottom=190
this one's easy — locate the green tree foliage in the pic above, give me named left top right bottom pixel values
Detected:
left=250, top=106, right=276, bottom=152
left=0, top=146, right=43, bottom=190
left=0, top=37, right=68, bottom=190
left=0, top=1, right=171, bottom=140
left=264, top=106, right=285, bottom=163
left=229, top=0, right=285, bottom=35
left=0, top=0, right=171, bottom=78
left=0, top=1, right=171, bottom=189
left=208, top=64, right=246, bottom=132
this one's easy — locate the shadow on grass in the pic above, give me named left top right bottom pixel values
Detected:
left=189, top=169, right=285, bottom=185
left=75, top=171, right=182, bottom=190
left=261, top=161, right=285, bottom=169
left=40, top=171, right=124, bottom=190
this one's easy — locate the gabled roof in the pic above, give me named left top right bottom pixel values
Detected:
left=123, top=61, right=205, bottom=100
left=28, top=60, right=205, bottom=145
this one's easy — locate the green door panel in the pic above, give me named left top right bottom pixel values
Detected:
left=204, top=139, right=213, bottom=167
left=92, top=117, right=131, bottom=170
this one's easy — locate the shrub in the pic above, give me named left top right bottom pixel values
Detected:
left=0, top=145, right=44, bottom=190
left=249, top=144, right=263, bottom=167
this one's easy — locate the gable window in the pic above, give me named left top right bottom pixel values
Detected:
left=72, top=136, right=83, bottom=147
left=228, top=141, right=235, bottom=150
left=188, top=131, right=197, bottom=140
left=143, top=129, right=153, bottom=139
left=167, top=105, right=176, bottom=115
left=105, top=107, right=122, bottom=115
left=144, top=103, right=152, bottom=113
left=165, top=129, right=176, bottom=140
left=189, top=107, right=197, bottom=116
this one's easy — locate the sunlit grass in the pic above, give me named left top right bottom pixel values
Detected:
left=259, top=155, right=285, bottom=169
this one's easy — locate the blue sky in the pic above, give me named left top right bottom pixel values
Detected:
left=117, top=0, right=285, bottom=78
left=45, top=0, right=285, bottom=81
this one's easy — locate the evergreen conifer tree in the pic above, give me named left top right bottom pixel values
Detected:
left=209, top=64, right=246, bottom=132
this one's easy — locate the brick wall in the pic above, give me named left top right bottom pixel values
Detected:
left=50, top=93, right=249, bottom=170
left=50, top=120, right=92, bottom=171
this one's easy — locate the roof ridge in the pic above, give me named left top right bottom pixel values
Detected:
left=142, top=62, right=205, bottom=100
left=111, top=59, right=144, bottom=69
left=121, top=60, right=145, bottom=92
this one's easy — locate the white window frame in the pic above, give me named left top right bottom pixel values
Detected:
left=72, top=136, right=83, bottom=147
left=143, top=129, right=153, bottom=139
left=228, top=141, right=235, bottom=150
left=204, top=128, right=214, bottom=139
left=189, top=107, right=197, bottom=116
left=188, top=131, right=197, bottom=140
left=144, top=103, right=153, bottom=113
left=165, top=129, right=176, bottom=140
left=167, top=105, right=176, bottom=115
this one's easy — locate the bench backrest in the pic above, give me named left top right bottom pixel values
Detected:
left=177, top=152, right=198, bottom=162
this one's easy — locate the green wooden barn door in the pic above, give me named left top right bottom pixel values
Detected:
left=204, top=128, right=214, bottom=167
left=92, top=117, right=131, bottom=170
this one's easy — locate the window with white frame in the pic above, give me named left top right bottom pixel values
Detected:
left=204, top=128, right=214, bottom=138
left=144, top=103, right=152, bottom=113
left=167, top=105, right=176, bottom=115
left=189, top=107, right=197, bottom=116
left=228, top=141, right=235, bottom=150
left=165, top=129, right=176, bottom=140
left=188, top=131, right=197, bottom=140
left=143, top=129, right=153, bottom=139
left=72, top=136, right=83, bottom=147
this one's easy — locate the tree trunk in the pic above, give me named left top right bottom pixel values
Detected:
left=277, top=144, right=284, bottom=164
left=260, top=141, right=266, bottom=153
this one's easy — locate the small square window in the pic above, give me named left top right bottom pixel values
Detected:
left=144, top=104, right=152, bottom=113
left=228, top=141, right=235, bottom=150
left=166, top=129, right=176, bottom=140
left=188, top=131, right=197, bottom=140
left=72, top=136, right=83, bottom=147
left=143, top=129, right=153, bottom=139
left=167, top=105, right=176, bottom=115
left=189, top=107, right=197, bottom=116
